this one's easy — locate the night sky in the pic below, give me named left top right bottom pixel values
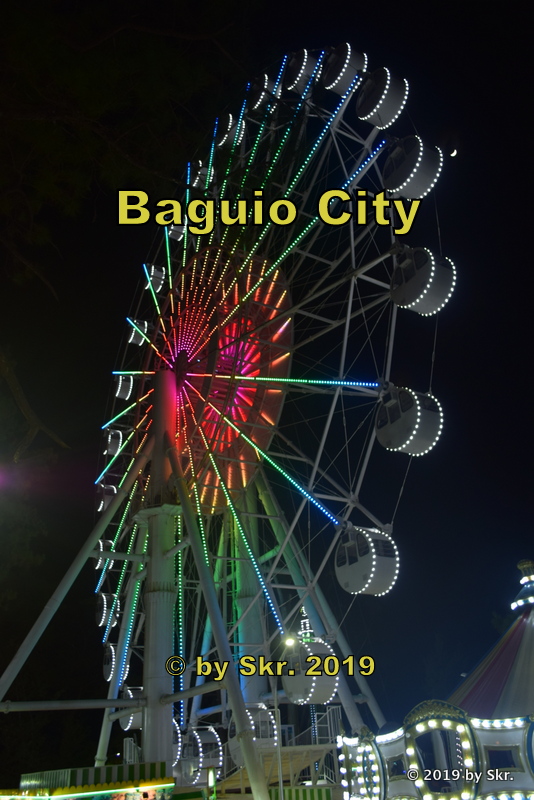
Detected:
left=0, top=0, right=531, bottom=784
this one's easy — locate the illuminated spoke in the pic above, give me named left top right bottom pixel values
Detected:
left=217, top=140, right=387, bottom=332
left=185, top=379, right=339, bottom=525
left=112, top=371, right=155, bottom=376
left=95, top=429, right=136, bottom=485
left=101, top=390, right=154, bottom=429
left=126, top=318, right=174, bottom=368
left=185, top=393, right=285, bottom=634
left=187, top=374, right=379, bottom=391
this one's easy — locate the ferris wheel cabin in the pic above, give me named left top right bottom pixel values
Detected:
left=376, top=385, right=443, bottom=456
left=391, top=246, right=456, bottom=316
left=383, top=135, right=443, bottom=199
left=335, top=526, right=399, bottom=595
left=281, top=639, right=340, bottom=705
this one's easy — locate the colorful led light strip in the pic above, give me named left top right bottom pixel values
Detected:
left=284, top=69, right=363, bottom=197
left=209, top=60, right=287, bottom=253
left=219, top=139, right=387, bottom=330
left=185, top=393, right=284, bottom=633
left=164, top=226, right=175, bottom=316
left=187, top=374, right=379, bottom=389
left=95, top=481, right=138, bottom=593
left=142, top=263, right=169, bottom=338
left=214, top=53, right=326, bottom=303
left=101, top=523, right=138, bottom=643
left=94, top=429, right=135, bottom=485
left=101, top=390, right=154, bottom=429
left=105, top=482, right=150, bottom=654
left=126, top=318, right=174, bottom=368
left=237, top=56, right=287, bottom=198
left=117, top=571, right=142, bottom=684
left=175, top=515, right=185, bottom=726
left=185, top=381, right=338, bottom=525
left=259, top=52, right=325, bottom=192
left=230, top=56, right=358, bottom=269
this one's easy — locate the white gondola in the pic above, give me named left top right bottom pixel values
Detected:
left=176, top=729, right=202, bottom=784
left=249, top=74, right=278, bottom=112
left=93, top=538, right=115, bottom=570
left=376, top=385, right=443, bottom=456
left=335, top=526, right=399, bottom=596
left=119, top=685, right=143, bottom=731
left=228, top=705, right=277, bottom=768
left=390, top=247, right=456, bottom=316
left=281, top=639, right=339, bottom=705
left=216, top=113, right=245, bottom=148
left=383, top=135, right=443, bottom=199
left=322, top=43, right=367, bottom=95
left=127, top=319, right=149, bottom=346
left=198, top=728, right=223, bottom=780
left=168, top=224, right=185, bottom=241
left=284, top=49, right=320, bottom=94
left=95, top=592, right=120, bottom=628
left=172, top=719, right=182, bottom=768
left=115, top=374, right=133, bottom=400
left=103, top=643, right=115, bottom=682
left=144, top=263, right=165, bottom=294
left=97, top=482, right=117, bottom=512
left=356, top=67, right=409, bottom=129
left=104, top=429, right=122, bottom=456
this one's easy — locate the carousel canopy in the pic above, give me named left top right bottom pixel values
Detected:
left=448, top=560, right=534, bottom=718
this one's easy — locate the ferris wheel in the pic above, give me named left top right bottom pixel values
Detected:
left=0, top=43, right=455, bottom=797
left=94, top=43, right=455, bottom=788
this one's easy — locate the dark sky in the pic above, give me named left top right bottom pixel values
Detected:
left=0, top=0, right=531, bottom=780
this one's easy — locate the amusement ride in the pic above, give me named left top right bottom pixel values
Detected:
left=0, top=43, right=460, bottom=799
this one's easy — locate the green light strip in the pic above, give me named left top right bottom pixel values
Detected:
left=185, top=393, right=284, bottom=633
left=206, top=91, right=250, bottom=251
left=95, top=430, right=135, bottom=485
left=117, top=525, right=149, bottom=684
left=112, top=371, right=156, bottom=376
left=185, top=380, right=338, bottom=525
left=175, top=515, right=185, bottom=725
left=224, top=52, right=324, bottom=264
left=102, top=522, right=139, bottom=643
left=237, top=56, right=287, bottom=198
left=216, top=405, right=338, bottom=524
left=126, top=318, right=173, bottom=369
left=101, top=390, right=153, bottom=429
left=260, top=52, right=324, bottom=192
left=215, top=54, right=325, bottom=303
left=187, top=374, right=379, bottom=388
left=220, top=139, right=387, bottom=330
left=95, top=481, right=138, bottom=593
